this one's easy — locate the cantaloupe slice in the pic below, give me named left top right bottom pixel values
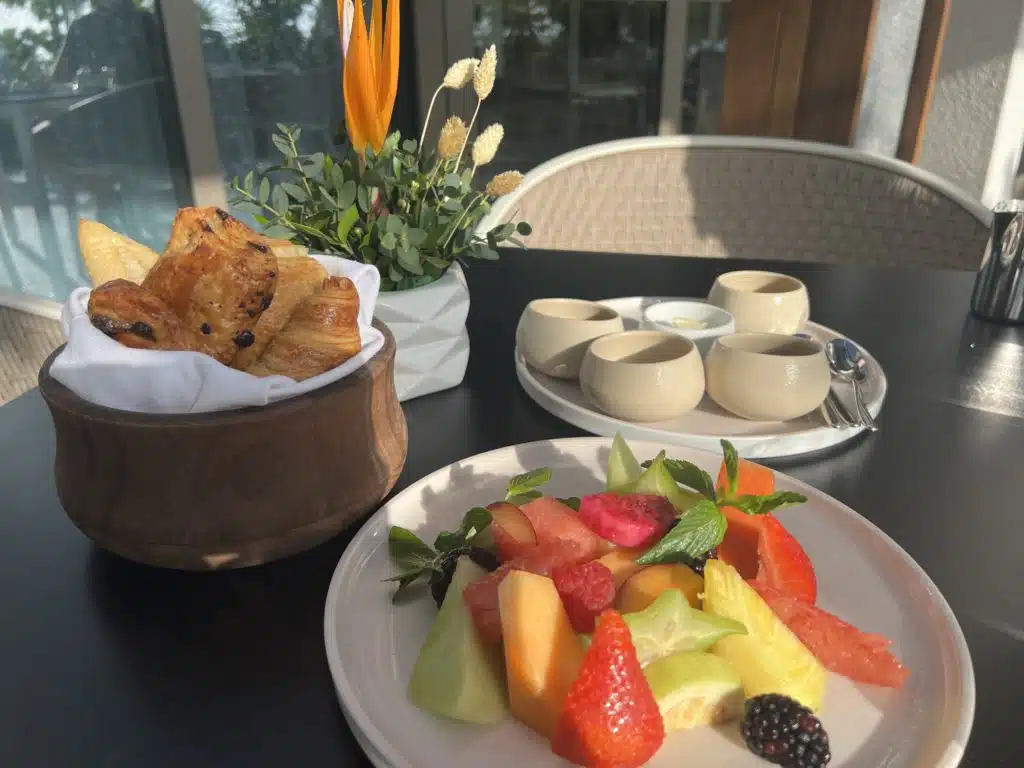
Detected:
left=498, top=570, right=585, bottom=738
left=597, top=547, right=646, bottom=590
left=616, top=564, right=703, bottom=614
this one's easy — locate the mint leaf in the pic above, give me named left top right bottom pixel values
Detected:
left=506, top=490, right=543, bottom=506
left=506, top=467, right=552, bottom=500
left=388, top=527, right=436, bottom=570
left=557, top=496, right=581, bottom=512
left=728, top=491, right=807, bottom=516
left=661, top=459, right=717, bottom=500
left=636, top=500, right=727, bottom=565
left=720, top=440, right=739, bottom=498
left=435, top=506, right=492, bottom=552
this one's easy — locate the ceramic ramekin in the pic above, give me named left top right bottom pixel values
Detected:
left=705, top=332, right=829, bottom=421
left=707, top=271, right=809, bottom=334
left=516, top=298, right=624, bottom=380
left=579, top=330, right=705, bottom=422
left=641, top=300, right=736, bottom=356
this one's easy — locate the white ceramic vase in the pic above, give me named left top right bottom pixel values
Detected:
left=373, top=263, right=470, bottom=402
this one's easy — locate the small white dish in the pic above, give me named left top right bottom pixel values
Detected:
left=515, top=298, right=624, bottom=380
left=641, top=300, right=736, bottom=355
left=325, top=438, right=974, bottom=768
left=579, top=330, right=705, bottom=422
left=705, top=333, right=830, bottom=421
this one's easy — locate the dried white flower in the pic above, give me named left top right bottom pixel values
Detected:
left=471, top=123, right=504, bottom=167
left=443, top=58, right=478, bottom=89
left=485, top=170, right=524, bottom=197
left=437, top=116, right=469, bottom=160
left=473, top=45, right=497, bottom=100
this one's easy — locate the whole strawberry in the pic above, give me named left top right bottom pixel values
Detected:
left=551, top=561, right=617, bottom=634
left=552, top=610, right=665, bottom=767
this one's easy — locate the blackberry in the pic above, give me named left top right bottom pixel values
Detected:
left=687, top=547, right=718, bottom=576
left=430, top=547, right=500, bottom=608
left=741, top=694, right=831, bottom=767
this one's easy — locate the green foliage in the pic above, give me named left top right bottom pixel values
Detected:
left=231, top=125, right=530, bottom=292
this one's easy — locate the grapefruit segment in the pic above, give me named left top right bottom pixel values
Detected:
left=754, top=515, right=817, bottom=604
left=749, top=580, right=909, bottom=688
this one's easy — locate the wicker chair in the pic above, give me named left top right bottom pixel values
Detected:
left=478, top=137, right=992, bottom=270
left=0, top=295, right=63, bottom=406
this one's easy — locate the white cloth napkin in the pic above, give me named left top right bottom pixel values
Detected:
left=49, top=255, right=384, bottom=414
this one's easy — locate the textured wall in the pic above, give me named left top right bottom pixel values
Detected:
left=917, top=0, right=1022, bottom=199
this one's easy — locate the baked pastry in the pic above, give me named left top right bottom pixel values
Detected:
left=87, top=279, right=211, bottom=353
left=163, top=206, right=307, bottom=261
left=231, top=255, right=329, bottom=371
left=246, top=276, right=362, bottom=381
left=78, top=220, right=160, bottom=286
left=142, top=238, right=278, bottom=365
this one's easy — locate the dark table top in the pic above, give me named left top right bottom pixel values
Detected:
left=2, top=251, right=1022, bottom=767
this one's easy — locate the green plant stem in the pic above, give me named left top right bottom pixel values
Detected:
left=455, top=98, right=482, bottom=170
left=441, top=191, right=486, bottom=248
left=287, top=131, right=314, bottom=200
left=418, top=85, right=445, bottom=156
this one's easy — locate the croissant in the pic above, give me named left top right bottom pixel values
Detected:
left=87, top=279, right=211, bottom=354
left=142, top=237, right=277, bottom=366
left=246, top=276, right=362, bottom=381
left=231, top=255, right=328, bottom=371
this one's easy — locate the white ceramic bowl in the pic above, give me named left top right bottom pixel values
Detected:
left=641, top=300, right=736, bottom=356
left=705, top=333, right=829, bottom=421
left=707, top=271, right=810, bottom=334
left=579, top=330, right=705, bottom=422
left=516, top=298, right=625, bottom=380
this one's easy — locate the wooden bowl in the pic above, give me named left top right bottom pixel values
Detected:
left=38, top=319, right=407, bottom=571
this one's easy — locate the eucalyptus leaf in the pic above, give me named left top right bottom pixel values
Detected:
left=279, top=182, right=307, bottom=202
left=357, top=185, right=370, bottom=213
left=336, top=205, right=360, bottom=243
left=261, top=224, right=293, bottom=239
left=271, top=186, right=289, bottom=215
left=258, top=178, right=270, bottom=204
left=397, top=247, right=423, bottom=274
left=338, top=180, right=357, bottom=208
left=271, top=134, right=292, bottom=157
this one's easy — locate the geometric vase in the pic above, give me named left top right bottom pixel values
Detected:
left=373, top=263, right=470, bottom=402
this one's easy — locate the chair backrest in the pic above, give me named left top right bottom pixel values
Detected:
left=478, top=136, right=992, bottom=270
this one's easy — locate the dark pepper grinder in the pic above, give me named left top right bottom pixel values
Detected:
left=971, top=200, right=1024, bottom=323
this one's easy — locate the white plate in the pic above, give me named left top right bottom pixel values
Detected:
left=325, top=438, right=973, bottom=768
left=516, top=296, right=888, bottom=459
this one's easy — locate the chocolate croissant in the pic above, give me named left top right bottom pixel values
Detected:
left=87, top=279, right=211, bottom=354
left=142, top=237, right=277, bottom=366
left=231, top=255, right=328, bottom=371
left=246, top=276, right=362, bottom=381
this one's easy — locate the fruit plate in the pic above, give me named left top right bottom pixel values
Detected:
left=324, top=438, right=973, bottom=768
left=515, top=296, right=887, bottom=459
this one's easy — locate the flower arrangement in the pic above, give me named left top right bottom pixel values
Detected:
left=230, top=0, right=531, bottom=292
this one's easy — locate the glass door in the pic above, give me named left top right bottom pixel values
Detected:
left=424, top=0, right=734, bottom=173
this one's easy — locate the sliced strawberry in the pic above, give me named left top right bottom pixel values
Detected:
left=552, top=610, right=664, bottom=767
left=576, top=493, right=676, bottom=548
left=463, top=542, right=588, bottom=644
left=755, top=515, right=817, bottom=604
left=750, top=580, right=909, bottom=688
left=551, top=561, right=617, bottom=634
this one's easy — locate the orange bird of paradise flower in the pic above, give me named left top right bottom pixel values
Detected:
left=340, top=0, right=400, bottom=155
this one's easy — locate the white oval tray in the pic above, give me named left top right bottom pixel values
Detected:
left=515, top=296, right=887, bottom=459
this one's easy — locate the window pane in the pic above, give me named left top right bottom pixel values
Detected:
left=472, top=0, right=666, bottom=173
left=682, top=0, right=728, bottom=134
left=0, top=0, right=189, bottom=301
left=198, top=0, right=345, bottom=186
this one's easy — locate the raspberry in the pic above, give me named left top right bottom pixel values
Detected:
left=551, top=560, right=617, bottom=633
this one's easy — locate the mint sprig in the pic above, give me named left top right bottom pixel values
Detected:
left=505, top=467, right=551, bottom=505
left=385, top=506, right=492, bottom=602
left=726, top=491, right=807, bottom=516
left=720, top=439, right=739, bottom=498
left=636, top=500, right=727, bottom=565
